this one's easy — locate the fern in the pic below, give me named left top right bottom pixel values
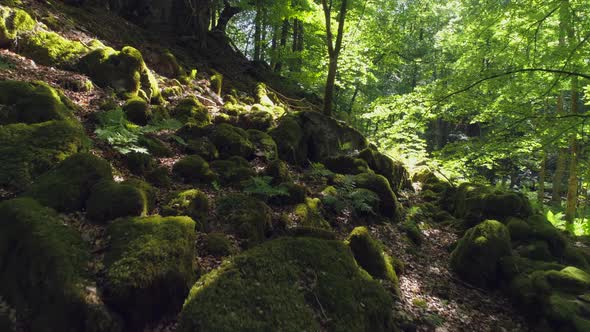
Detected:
left=243, top=176, right=289, bottom=198
left=322, top=175, right=380, bottom=216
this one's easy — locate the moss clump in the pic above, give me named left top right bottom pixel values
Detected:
left=0, top=198, right=119, bottom=331
left=122, top=178, right=157, bottom=212
left=401, top=220, right=423, bottom=245
left=27, top=153, right=113, bottom=212
left=208, top=123, right=255, bottom=159
left=173, top=155, right=217, bottom=184
left=527, top=214, right=568, bottom=257
left=125, top=152, right=155, bottom=176
left=210, top=157, right=255, bottom=186
left=138, top=135, right=173, bottom=157
left=290, top=226, right=337, bottom=240
left=269, top=114, right=307, bottom=165
left=122, top=97, right=151, bottom=125
left=293, top=197, right=329, bottom=229
left=450, top=220, right=512, bottom=288
left=85, top=180, right=147, bottom=223
left=162, top=86, right=183, bottom=99
left=358, top=148, right=410, bottom=192
left=265, top=159, right=291, bottom=184
left=162, top=189, right=209, bottom=229
left=347, top=227, right=399, bottom=287
left=104, top=216, right=196, bottom=329
left=238, top=110, right=274, bottom=131
left=155, top=50, right=184, bottom=79
left=0, top=7, right=35, bottom=47
left=204, top=233, right=234, bottom=257
left=146, top=166, right=172, bottom=187
left=247, top=129, right=278, bottom=160
left=0, top=80, right=75, bottom=125
left=20, top=31, right=89, bottom=68
left=507, top=217, right=532, bottom=242
left=216, top=193, right=272, bottom=245
left=172, top=97, right=210, bottom=125
left=268, top=182, right=306, bottom=205
left=353, top=172, right=401, bottom=220
left=323, top=155, right=370, bottom=175
left=186, top=138, right=219, bottom=160
left=178, top=237, right=395, bottom=332
left=79, top=46, right=159, bottom=101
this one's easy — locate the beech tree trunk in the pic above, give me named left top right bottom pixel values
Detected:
left=321, top=0, right=348, bottom=116
left=565, top=76, right=579, bottom=226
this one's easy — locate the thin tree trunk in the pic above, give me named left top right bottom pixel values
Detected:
left=321, top=0, right=348, bottom=116
left=215, top=0, right=241, bottom=32
left=565, top=76, right=579, bottom=226
left=538, top=151, right=547, bottom=203
left=275, top=19, right=289, bottom=72
left=253, top=1, right=262, bottom=61
left=552, top=94, right=567, bottom=207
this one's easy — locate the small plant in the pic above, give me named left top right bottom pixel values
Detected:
left=305, top=162, right=335, bottom=182
left=243, top=176, right=289, bottom=199
left=322, top=175, right=380, bottom=217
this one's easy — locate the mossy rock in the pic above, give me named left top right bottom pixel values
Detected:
left=209, top=156, right=255, bottom=186
left=122, top=97, right=151, bottom=125
left=517, top=241, right=553, bottom=261
left=293, top=197, right=329, bottom=229
left=499, top=255, right=564, bottom=281
left=138, top=135, right=173, bottom=157
left=204, top=232, right=234, bottom=257
left=247, top=129, right=278, bottom=160
left=358, top=147, right=410, bottom=192
left=269, top=114, right=307, bottom=165
left=563, top=245, right=590, bottom=271
left=122, top=178, right=157, bottom=212
left=323, top=155, right=370, bottom=175
left=215, top=193, right=272, bottom=245
left=0, top=198, right=120, bottom=332
left=208, top=123, right=255, bottom=159
left=162, top=86, right=183, bottom=99
left=238, top=110, right=274, bottom=131
left=125, top=151, right=156, bottom=176
left=162, top=189, right=209, bottom=229
left=145, top=166, right=172, bottom=187
left=401, top=220, right=423, bottom=245
left=171, top=97, right=210, bottom=125
left=0, top=80, right=75, bottom=125
left=104, top=215, right=196, bottom=330
left=27, top=153, right=113, bottom=212
left=186, top=138, right=219, bottom=160
left=178, top=237, right=395, bottom=332
left=527, top=214, right=568, bottom=257
left=173, top=154, right=217, bottom=184
left=19, top=30, right=89, bottom=68
left=347, top=226, right=400, bottom=289
left=154, top=50, right=184, bottom=79
left=85, top=180, right=147, bottom=223
left=542, top=293, right=590, bottom=331
left=290, top=226, right=337, bottom=240
left=353, top=172, right=401, bottom=220
left=79, top=46, right=160, bottom=101
left=265, top=159, right=290, bottom=184
left=507, top=217, right=532, bottom=242
left=450, top=220, right=512, bottom=288
left=0, top=6, right=35, bottom=47
left=268, top=182, right=306, bottom=206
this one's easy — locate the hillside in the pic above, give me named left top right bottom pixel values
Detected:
left=1, top=1, right=590, bottom=332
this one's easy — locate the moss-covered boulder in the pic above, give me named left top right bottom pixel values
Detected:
left=353, top=172, right=401, bottom=220
left=268, top=182, right=306, bottom=206
left=173, top=154, right=217, bottom=184
left=269, top=114, right=307, bottom=165
left=122, top=178, right=157, bottom=212
left=122, top=97, right=151, bottom=125
left=162, top=189, right=209, bottom=229
left=323, top=155, right=370, bottom=175
left=292, top=197, right=329, bottom=228
left=203, top=232, right=234, bottom=257
left=210, top=156, right=255, bottom=186
left=208, top=123, right=255, bottom=159
left=0, top=198, right=120, bottom=332
left=0, top=6, right=35, bottom=47
left=171, top=97, right=210, bottom=125
left=238, top=109, right=274, bottom=131
left=125, top=151, right=156, bottom=176
left=358, top=147, right=410, bottom=192
left=186, top=138, right=219, bottom=160
left=27, top=153, right=113, bottom=212
left=527, top=214, right=568, bottom=257
left=79, top=46, right=160, bottom=101
left=138, top=135, right=173, bottom=157
left=20, top=31, right=89, bottom=68
left=347, top=227, right=399, bottom=288
left=104, top=216, right=196, bottom=329
left=178, top=237, right=395, bottom=332
left=265, top=159, right=291, bottom=184
left=85, top=180, right=147, bottom=223
left=401, top=220, right=423, bottom=245
left=450, top=220, right=512, bottom=288
left=247, top=129, right=278, bottom=160
left=215, top=193, right=272, bottom=245
left=146, top=166, right=172, bottom=187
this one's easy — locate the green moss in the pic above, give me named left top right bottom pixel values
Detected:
left=79, top=46, right=159, bottom=101
left=27, top=153, right=112, bottom=212
left=145, top=166, right=172, bottom=187
left=20, top=31, right=89, bottom=68
left=125, top=152, right=155, bottom=176
left=138, top=135, right=173, bottom=157
left=0, top=7, right=35, bottom=46
left=499, top=255, right=564, bottom=281
left=215, top=193, right=272, bottom=245
left=347, top=227, right=399, bottom=288
left=178, top=237, right=395, bottom=332
left=210, top=72, right=223, bottom=95
left=527, top=215, right=567, bottom=257
left=401, top=220, right=423, bottom=245
left=156, top=50, right=184, bottom=79
left=210, top=157, right=255, bottom=186
left=323, top=155, right=370, bottom=175
left=122, top=97, right=151, bottom=125
left=186, top=138, right=219, bottom=160
left=247, top=129, right=278, bottom=160
left=208, top=123, right=255, bottom=159
left=265, top=159, right=291, bottom=184
left=0, top=198, right=119, bottom=331
left=104, top=215, right=196, bottom=329
left=293, top=197, right=329, bottom=229
left=238, top=110, right=274, bottom=131
left=172, top=97, right=210, bottom=125
left=269, top=114, right=307, bottom=165
left=85, top=180, right=147, bottom=223
left=353, top=172, right=401, bottom=220
left=450, top=220, right=512, bottom=288
left=563, top=245, right=590, bottom=270
left=507, top=217, right=532, bottom=242
left=162, top=189, right=209, bottom=229
left=223, top=101, right=248, bottom=115
left=162, top=86, right=183, bottom=99
left=173, top=155, right=217, bottom=184
left=268, top=182, right=306, bottom=205
left=290, top=226, right=337, bottom=240
left=204, top=233, right=234, bottom=256
left=358, top=148, right=410, bottom=192
left=122, top=178, right=157, bottom=212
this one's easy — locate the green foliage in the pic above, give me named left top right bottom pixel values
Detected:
left=215, top=193, right=272, bottom=245
left=322, top=175, right=381, bottom=218
left=243, top=176, right=289, bottom=199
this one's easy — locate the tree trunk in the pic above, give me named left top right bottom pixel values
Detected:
left=538, top=151, right=547, bottom=203
left=565, top=76, right=579, bottom=226
left=253, top=1, right=262, bottom=61
left=321, top=0, right=348, bottom=116
left=275, top=19, right=289, bottom=72
left=552, top=94, right=567, bottom=207
left=215, top=0, right=241, bottom=32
